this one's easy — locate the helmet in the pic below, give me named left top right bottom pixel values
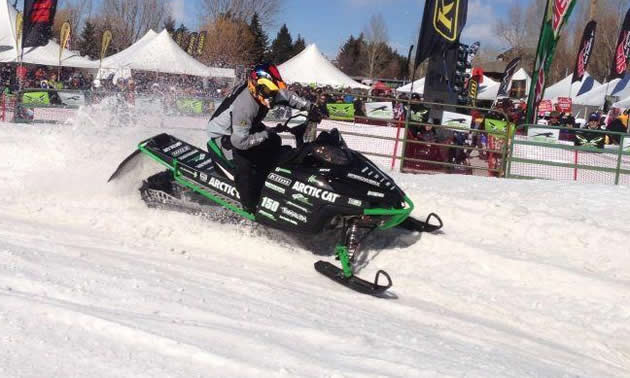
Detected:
left=247, top=63, right=286, bottom=108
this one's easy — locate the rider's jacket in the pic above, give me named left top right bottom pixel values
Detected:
left=207, top=81, right=311, bottom=150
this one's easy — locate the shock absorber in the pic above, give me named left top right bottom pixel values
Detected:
left=345, top=220, right=362, bottom=259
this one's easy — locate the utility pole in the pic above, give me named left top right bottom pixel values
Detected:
left=590, top=0, right=597, bottom=19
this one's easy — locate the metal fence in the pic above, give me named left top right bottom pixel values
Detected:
left=320, top=92, right=512, bottom=177
left=506, top=124, right=630, bottom=185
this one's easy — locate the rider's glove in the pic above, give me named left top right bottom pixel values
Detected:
left=269, top=124, right=290, bottom=134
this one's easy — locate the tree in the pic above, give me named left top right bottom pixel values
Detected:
left=57, top=0, right=94, bottom=45
left=336, top=34, right=366, bottom=77
left=363, top=14, right=388, bottom=79
left=200, top=0, right=283, bottom=26
left=100, top=0, right=167, bottom=51
left=292, top=34, right=305, bottom=57
left=199, top=16, right=255, bottom=67
left=78, top=21, right=99, bottom=59
left=249, top=12, right=268, bottom=63
left=163, top=15, right=176, bottom=33
left=269, top=24, right=293, bottom=64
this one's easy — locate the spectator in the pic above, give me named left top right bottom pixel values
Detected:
left=48, top=72, right=63, bottom=90
left=606, top=109, right=629, bottom=145
left=575, top=113, right=605, bottom=149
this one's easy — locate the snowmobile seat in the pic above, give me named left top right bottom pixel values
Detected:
left=207, top=139, right=236, bottom=178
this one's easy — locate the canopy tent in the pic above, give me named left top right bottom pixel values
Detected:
left=543, top=73, right=599, bottom=101
left=99, top=30, right=234, bottom=78
left=278, top=44, right=368, bottom=89
left=612, top=96, right=630, bottom=108
left=573, top=73, right=630, bottom=106
left=0, top=0, right=17, bottom=53
left=396, top=76, right=499, bottom=99
left=395, top=78, right=425, bottom=94
left=100, top=30, right=158, bottom=69
left=0, top=1, right=97, bottom=68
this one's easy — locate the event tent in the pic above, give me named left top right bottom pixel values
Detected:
left=612, top=96, right=630, bottom=108
left=278, top=44, right=368, bottom=89
left=0, top=0, right=97, bottom=68
left=543, top=73, right=599, bottom=101
left=396, top=76, right=499, bottom=100
left=395, top=78, right=425, bottom=94
left=573, top=72, right=630, bottom=106
left=99, top=30, right=234, bottom=78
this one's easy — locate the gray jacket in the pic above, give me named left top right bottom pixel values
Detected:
left=207, top=83, right=311, bottom=150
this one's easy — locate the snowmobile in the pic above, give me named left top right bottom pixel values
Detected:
left=109, top=115, right=443, bottom=296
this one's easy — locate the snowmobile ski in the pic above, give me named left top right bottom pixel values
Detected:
left=314, top=261, right=392, bottom=296
left=398, top=213, right=443, bottom=233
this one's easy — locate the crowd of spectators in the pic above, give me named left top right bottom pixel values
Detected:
left=0, top=63, right=230, bottom=99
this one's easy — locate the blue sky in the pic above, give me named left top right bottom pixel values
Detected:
left=174, top=0, right=511, bottom=58
left=15, top=0, right=512, bottom=58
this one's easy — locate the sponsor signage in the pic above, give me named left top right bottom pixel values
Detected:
left=292, top=181, right=340, bottom=203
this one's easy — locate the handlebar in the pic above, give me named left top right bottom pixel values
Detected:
left=274, top=112, right=319, bottom=147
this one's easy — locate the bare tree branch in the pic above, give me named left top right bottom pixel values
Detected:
left=200, top=0, right=283, bottom=26
left=363, top=14, right=388, bottom=79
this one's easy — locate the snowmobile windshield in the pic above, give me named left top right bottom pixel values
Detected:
left=311, top=129, right=351, bottom=165
left=312, top=145, right=350, bottom=165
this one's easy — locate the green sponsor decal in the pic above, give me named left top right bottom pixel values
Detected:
left=176, top=98, right=204, bottom=114
left=484, top=118, right=515, bottom=136
left=327, top=103, right=355, bottom=121
left=22, top=91, right=50, bottom=105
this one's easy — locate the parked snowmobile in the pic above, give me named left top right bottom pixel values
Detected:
left=109, top=115, right=442, bottom=296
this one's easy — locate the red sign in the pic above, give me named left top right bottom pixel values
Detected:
left=556, top=97, right=572, bottom=113
left=537, top=99, right=553, bottom=115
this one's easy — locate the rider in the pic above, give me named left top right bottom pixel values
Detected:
left=207, top=63, right=322, bottom=213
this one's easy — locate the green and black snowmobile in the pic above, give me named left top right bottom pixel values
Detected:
left=109, top=116, right=442, bottom=296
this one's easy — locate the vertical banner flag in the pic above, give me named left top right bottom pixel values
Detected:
left=187, top=32, right=198, bottom=56
left=22, top=0, right=58, bottom=48
left=609, top=8, right=630, bottom=80
left=175, top=31, right=184, bottom=48
left=415, top=0, right=468, bottom=68
left=526, top=0, right=577, bottom=123
left=572, top=20, right=596, bottom=83
left=58, top=21, right=71, bottom=65
left=497, top=57, right=521, bottom=98
left=196, top=31, right=207, bottom=56
left=100, top=30, right=112, bottom=62
left=16, top=12, right=23, bottom=48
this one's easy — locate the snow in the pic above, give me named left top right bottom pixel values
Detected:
left=1, top=106, right=630, bottom=377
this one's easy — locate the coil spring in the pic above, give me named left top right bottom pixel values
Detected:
left=346, top=221, right=361, bottom=256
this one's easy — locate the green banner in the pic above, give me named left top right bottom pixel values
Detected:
left=526, top=0, right=577, bottom=123
left=22, top=91, right=50, bottom=105
left=176, top=98, right=204, bottom=114
left=484, top=118, right=514, bottom=136
left=326, top=103, right=355, bottom=121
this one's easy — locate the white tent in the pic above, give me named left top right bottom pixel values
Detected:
left=0, top=0, right=17, bottom=53
left=278, top=44, right=368, bottom=89
left=573, top=73, right=630, bottom=106
left=100, top=30, right=234, bottom=78
left=396, top=76, right=498, bottom=99
left=543, top=73, right=600, bottom=101
left=100, top=30, right=158, bottom=69
left=0, top=1, right=97, bottom=68
left=612, top=96, right=630, bottom=108
left=396, top=78, right=425, bottom=94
